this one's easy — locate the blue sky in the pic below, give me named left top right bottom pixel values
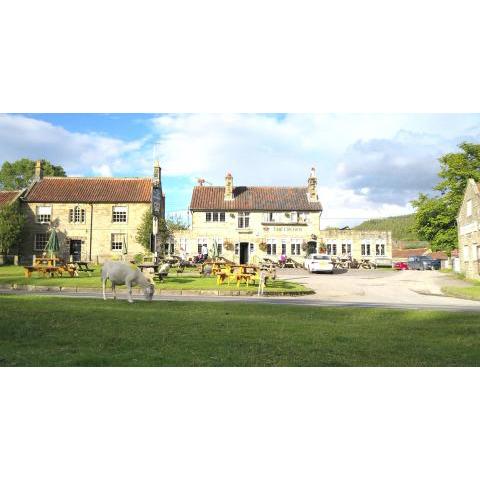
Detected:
left=2, top=113, right=480, bottom=226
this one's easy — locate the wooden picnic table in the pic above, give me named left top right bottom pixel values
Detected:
left=75, top=261, right=95, bottom=275
left=24, top=263, right=77, bottom=278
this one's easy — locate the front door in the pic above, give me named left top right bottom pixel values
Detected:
left=239, top=242, right=249, bottom=265
left=70, top=240, right=82, bottom=261
left=307, top=241, right=317, bottom=255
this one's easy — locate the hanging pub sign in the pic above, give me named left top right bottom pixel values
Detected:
left=152, top=186, right=162, bottom=216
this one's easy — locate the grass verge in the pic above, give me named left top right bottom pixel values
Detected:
left=0, top=265, right=309, bottom=294
left=1, top=295, right=480, bottom=366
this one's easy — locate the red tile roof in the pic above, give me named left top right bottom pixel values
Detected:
left=25, top=177, right=152, bottom=203
left=0, top=190, right=21, bottom=206
left=392, top=248, right=428, bottom=258
left=190, top=186, right=323, bottom=211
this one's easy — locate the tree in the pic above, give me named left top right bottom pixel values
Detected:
left=0, top=158, right=66, bottom=190
left=0, top=202, right=25, bottom=254
left=412, top=142, right=480, bottom=253
left=136, top=210, right=155, bottom=251
left=166, top=213, right=188, bottom=231
left=136, top=211, right=171, bottom=253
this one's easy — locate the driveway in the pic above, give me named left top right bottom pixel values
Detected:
left=277, top=268, right=480, bottom=308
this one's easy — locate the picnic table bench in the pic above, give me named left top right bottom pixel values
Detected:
left=75, top=261, right=95, bottom=275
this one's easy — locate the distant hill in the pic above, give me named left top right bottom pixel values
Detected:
left=354, top=214, right=419, bottom=242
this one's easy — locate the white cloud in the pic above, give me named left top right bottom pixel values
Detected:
left=0, top=114, right=147, bottom=176
left=152, top=113, right=480, bottom=216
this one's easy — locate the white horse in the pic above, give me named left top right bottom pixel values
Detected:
left=101, top=261, right=155, bottom=303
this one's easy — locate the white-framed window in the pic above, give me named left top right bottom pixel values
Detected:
left=213, top=237, right=223, bottom=255
left=34, top=232, right=49, bottom=251
left=179, top=237, right=187, bottom=252
left=467, top=199, right=473, bottom=217
left=266, top=239, right=277, bottom=255
left=361, top=241, right=371, bottom=256
left=291, top=238, right=301, bottom=256
left=197, top=238, right=208, bottom=254
left=112, top=206, right=127, bottom=223
left=464, top=245, right=470, bottom=261
left=205, top=212, right=225, bottom=222
left=341, top=241, right=352, bottom=255
left=375, top=243, right=386, bottom=256
left=164, top=237, right=175, bottom=255
left=290, top=211, right=298, bottom=223
left=111, top=233, right=126, bottom=251
left=326, top=242, right=337, bottom=256
left=36, top=206, right=52, bottom=224
left=238, top=212, right=250, bottom=228
left=299, top=212, right=308, bottom=223
left=69, top=206, right=86, bottom=224
left=281, top=239, right=287, bottom=255
left=264, top=212, right=280, bottom=223
left=234, top=243, right=239, bottom=255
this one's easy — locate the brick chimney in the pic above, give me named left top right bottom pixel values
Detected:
left=34, top=160, right=44, bottom=180
left=307, top=167, right=318, bottom=202
left=224, top=172, right=234, bottom=201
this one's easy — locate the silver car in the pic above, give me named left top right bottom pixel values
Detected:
left=304, top=254, right=334, bottom=273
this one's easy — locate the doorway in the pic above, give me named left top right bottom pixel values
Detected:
left=70, top=240, right=82, bottom=261
left=307, top=241, right=317, bottom=255
left=239, top=242, right=249, bottom=264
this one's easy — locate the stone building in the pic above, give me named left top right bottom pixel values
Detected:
left=18, top=160, right=164, bottom=263
left=171, top=169, right=392, bottom=265
left=457, top=178, right=480, bottom=278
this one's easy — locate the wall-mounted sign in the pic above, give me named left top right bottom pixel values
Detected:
left=152, top=187, right=162, bottom=216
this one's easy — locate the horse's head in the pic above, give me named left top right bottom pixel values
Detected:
left=142, top=272, right=155, bottom=301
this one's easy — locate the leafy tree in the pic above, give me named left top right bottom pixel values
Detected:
left=0, top=158, right=66, bottom=190
left=166, top=213, right=188, bottom=231
left=0, top=202, right=25, bottom=254
left=412, top=142, right=480, bottom=253
left=136, top=211, right=171, bottom=253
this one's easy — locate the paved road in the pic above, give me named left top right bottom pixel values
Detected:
left=2, top=281, right=480, bottom=313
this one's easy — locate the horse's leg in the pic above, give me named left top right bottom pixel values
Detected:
left=112, top=282, right=117, bottom=300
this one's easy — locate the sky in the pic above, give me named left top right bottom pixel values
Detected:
left=2, top=113, right=480, bottom=227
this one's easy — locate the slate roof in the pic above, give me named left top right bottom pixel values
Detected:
left=0, top=190, right=21, bottom=206
left=190, top=186, right=323, bottom=212
left=24, top=177, right=152, bottom=203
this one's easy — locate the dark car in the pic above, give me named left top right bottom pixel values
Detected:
left=430, top=259, right=441, bottom=270
left=407, top=256, right=434, bottom=270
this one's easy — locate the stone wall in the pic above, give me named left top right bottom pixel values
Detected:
left=172, top=210, right=392, bottom=265
left=457, top=179, right=480, bottom=279
left=20, top=201, right=151, bottom=263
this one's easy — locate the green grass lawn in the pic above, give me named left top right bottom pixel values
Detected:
left=440, top=271, right=480, bottom=301
left=0, top=265, right=309, bottom=293
left=1, top=295, right=480, bottom=366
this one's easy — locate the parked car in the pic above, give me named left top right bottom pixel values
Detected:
left=431, top=259, right=441, bottom=270
left=304, top=254, right=334, bottom=273
left=407, top=256, right=434, bottom=270
left=393, top=261, right=409, bottom=271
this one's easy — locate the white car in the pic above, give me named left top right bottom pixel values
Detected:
left=304, top=254, right=334, bottom=273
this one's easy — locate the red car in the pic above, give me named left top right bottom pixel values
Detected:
left=393, top=261, right=409, bottom=271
